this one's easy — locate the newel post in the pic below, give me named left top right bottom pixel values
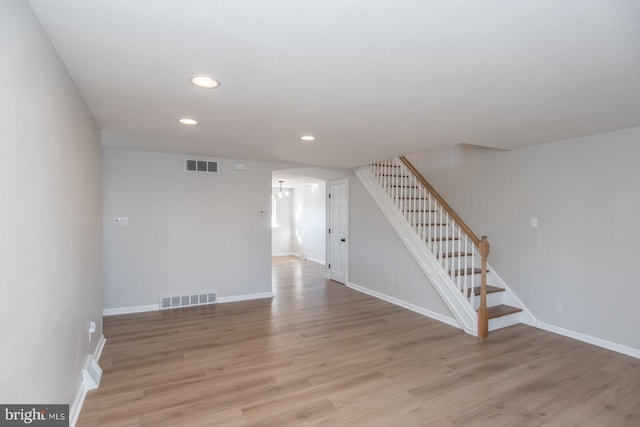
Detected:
left=477, top=236, right=490, bottom=339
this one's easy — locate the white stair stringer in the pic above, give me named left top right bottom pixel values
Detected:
left=355, top=166, right=477, bottom=335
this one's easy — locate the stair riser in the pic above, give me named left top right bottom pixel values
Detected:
left=448, top=272, right=496, bottom=287
left=407, top=219, right=474, bottom=233
left=469, top=291, right=504, bottom=309
left=414, top=223, right=465, bottom=230
left=488, top=311, right=522, bottom=331
left=378, top=180, right=415, bottom=188
left=374, top=175, right=411, bottom=182
left=425, top=237, right=474, bottom=250
left=406, top=219, right=454, bottom=227
left=433, top=257, right=478, bottom=268
left=409, top=224, right=462, bottom=234
left=391, top=196, right=431, bottom=205
left=385, top=188, right=426, bottom=197
left=400, top=203, right=439, bottom=211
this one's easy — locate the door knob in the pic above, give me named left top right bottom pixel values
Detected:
left=340, top=238, right=346, bottom=242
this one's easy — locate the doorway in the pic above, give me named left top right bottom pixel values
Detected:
left=271, top=174, right=327, bottom=264
left=271, top=169, right=349, bottom=288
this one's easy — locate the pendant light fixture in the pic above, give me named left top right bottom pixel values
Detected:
left=272, top=180, right=290, bottom=199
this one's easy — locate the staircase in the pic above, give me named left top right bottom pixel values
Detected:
left=355, top=156, right=534, bottom=337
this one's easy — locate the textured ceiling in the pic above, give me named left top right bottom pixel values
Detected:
left=29, top=0, right=640, bottom=168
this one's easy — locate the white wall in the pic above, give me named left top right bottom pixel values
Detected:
left=103, top=149, right=274, bottom=309
left=0, top=0, right=103, bottom=403
left=349, top=176, right=455, bottom=321
left=271, top=188, right=293, bottom=256
left=292, top=183, right=326, bottom=264
left=407, top=127, right=640, bottom=350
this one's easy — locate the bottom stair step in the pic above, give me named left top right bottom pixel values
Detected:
left=485, top=304, right=523, bottom=319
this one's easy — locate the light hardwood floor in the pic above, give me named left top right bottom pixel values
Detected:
left=80, top=257, right=640, bottom=426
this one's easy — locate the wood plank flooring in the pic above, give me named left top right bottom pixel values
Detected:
left=79, top=257, right=640, bottom=426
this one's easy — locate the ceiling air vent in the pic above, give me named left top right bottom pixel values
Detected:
left=186, top=159, right=218, bottom=173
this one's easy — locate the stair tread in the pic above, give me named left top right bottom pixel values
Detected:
left=442, top=252, right=474, bottom=258
left=451, top=268, right=487, bottom=276
left=464, top=285, right=504, bottom=297
left=485, top=304, right=522, bottom=319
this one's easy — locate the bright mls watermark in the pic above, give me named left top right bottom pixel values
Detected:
left=0, top=405, right=68, bottom=426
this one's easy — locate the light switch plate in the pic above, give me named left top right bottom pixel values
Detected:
left=114, top=217, right=129, bottom=227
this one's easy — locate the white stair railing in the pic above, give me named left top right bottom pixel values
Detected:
left=370, top=157, right=490, bottom=336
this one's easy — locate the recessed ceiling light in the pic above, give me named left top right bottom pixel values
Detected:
left=190, top=75, right=220, bottom=89
left=300, top=135, right=316, bottom=142
left=178, top=118, right=198, bottom=126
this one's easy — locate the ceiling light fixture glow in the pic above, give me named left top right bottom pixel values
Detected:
left=190, top=75, right=220, bottom=89
left=178, top=118, right=198, bottom=126
left=272, top=181, right=290, bottom=200
left=300, top=135, right=316, bottom=142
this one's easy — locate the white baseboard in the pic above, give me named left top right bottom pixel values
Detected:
left=306, top=256, right=326, bottom=266
left=70, top=334, right=106, bottom=427
left=93, top=333, right=107, bottom=361
left=537, top=321, right=640, bottom=359
left=70, top=378, right=87, bottom=427
left=103, top=304, right=159, bottom=316
left=217, top=291, right=274, bottom=303
left=347, top=282, right=461, bottom=330
left=277, top=253, right=326, bottom=265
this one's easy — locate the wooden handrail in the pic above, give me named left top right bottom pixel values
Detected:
left=398, top=156, right=481, bottom=248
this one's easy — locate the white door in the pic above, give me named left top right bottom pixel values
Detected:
left=328, top=178, right=348, bottom=284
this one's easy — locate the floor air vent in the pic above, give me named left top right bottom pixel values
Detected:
left=160, top=292, right=217, bottom=310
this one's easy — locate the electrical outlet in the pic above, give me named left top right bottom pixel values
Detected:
left=554, top=301, right=563, bottom=313
left=390, top=276, right=395, bottom=286
left=530, top=217, right=539, bottom=229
